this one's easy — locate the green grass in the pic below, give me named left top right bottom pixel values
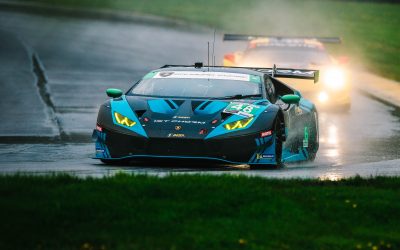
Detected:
left=22, top=0, right=400, bottom=81
left=0, top=174, right=399, bottom=250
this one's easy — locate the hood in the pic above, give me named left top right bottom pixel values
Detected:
left=110, top=96, right=270, bottom=139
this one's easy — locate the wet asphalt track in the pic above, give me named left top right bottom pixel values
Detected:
left=0, top=10, right=399, bottom=178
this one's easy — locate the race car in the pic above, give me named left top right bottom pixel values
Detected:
left=93, top=63, right=319, bottom=168
left=223, top=34, right=351, bottom=110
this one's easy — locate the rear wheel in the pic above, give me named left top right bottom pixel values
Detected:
left=274, top=116, right=283, bottom=166
left=307, top=110, right=319, bottom=161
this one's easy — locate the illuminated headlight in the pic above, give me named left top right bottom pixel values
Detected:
left=224, top=117, right=254, bottom=131
left=114, top=112, right=136, bottom=127
left=322, top=68, right=345, bottom=89
left=318, top=92, right=329, bottom=103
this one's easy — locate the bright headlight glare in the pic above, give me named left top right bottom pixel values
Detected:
left=224, top=117, right=254, bottom=131
left=114, top=112, right=136, bottom=127
left=323, top=68, right=345, bottom=89
left=318, top=92, right=329, bottom=103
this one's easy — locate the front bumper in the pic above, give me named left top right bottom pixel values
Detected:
left=93, top=127, right=276, bottom=165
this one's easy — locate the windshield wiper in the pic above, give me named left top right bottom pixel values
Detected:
left=214, top=94, right=262, bottom=100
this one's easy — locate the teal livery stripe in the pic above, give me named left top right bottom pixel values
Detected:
left=111, top=95, right=148, bottom=138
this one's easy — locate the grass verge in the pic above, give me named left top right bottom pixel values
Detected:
left=20, top=0, right=400, bottom=81
left=0, top=174, right=399, bottom=250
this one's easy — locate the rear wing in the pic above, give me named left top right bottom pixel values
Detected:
left=254, top=66, right=319, bottom=83
left=223, top=34, right=341, bottom=44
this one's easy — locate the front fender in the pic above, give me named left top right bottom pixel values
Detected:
left=206, top=104, right=280, bottom=140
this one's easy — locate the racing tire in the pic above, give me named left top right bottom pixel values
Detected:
left=307, top=110, right=319, bottom=162
left=250, top=117, right=283, bottom=170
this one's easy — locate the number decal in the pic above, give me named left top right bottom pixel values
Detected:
left=231, top=104, right=244, bottom=110
left=223, top=102, right=261, bottom=117
left=242, top=106, right=253, bottom=113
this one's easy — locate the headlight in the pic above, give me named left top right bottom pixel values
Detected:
left=322, top=68, right=345, bottom=90
left=114, top=112, right=136, bottom=127
left=318, top=92, right=329, bottom=103
left=224, top=117, right=254, bottom=131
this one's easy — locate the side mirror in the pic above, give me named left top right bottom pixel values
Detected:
left=106, top=88, right=123, bottom=98
left=281, top=94, right=300, bottom=105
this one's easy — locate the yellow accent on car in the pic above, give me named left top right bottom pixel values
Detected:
left=114, top=112, right=136, bottom=127
left=224, top=117, right=254, bottom=131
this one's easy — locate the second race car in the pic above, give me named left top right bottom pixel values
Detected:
left=223, top=34, right=351, bottom=110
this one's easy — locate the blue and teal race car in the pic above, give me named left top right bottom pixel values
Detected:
left=93, top=64, right=319, bottom=168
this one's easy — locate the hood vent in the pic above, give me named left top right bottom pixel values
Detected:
left=164, top=99, right=185, bottom=109
left=172, top=99, right=185, bottom=107
left=165, top=100, right=177, bottom=109
left=221, top=112, right=232, bottom=121
left=191, top=101, right=203, bottom=111
left=198, top=101, right=212, bottom=110
left=135, top=110, right=146, bottom=118
left=193, top=100, right=228, bottom=115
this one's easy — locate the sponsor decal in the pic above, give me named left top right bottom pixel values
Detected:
left=153, top=71, right=260, bottom=83
left=173, top=116, right=190, bottom=119
left=153, top=119, right=206, bottom=125
left=223, top=102, right=261, bottom=117
left=261, top=130, right=272, bottom=137
left=256, top=154, right=274, bottom=159
left=262, top=69, right=315, bottom=76
left=262, top=154, right=274, bottom=158
left=303, top=126, right=309, bottom=148
left=168, top=133, right=185, bottom=138
left=159, top=72, right=175, bottom=77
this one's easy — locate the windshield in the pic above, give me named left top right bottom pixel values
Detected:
left=241, top=48, right=331, bottom=67
left=130, top=71, right=262, bottom=99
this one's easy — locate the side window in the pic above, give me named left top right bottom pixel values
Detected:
left=264, top=76, right=276, bottom=103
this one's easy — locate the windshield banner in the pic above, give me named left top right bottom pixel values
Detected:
left=153, top=71, right=261, bottom=83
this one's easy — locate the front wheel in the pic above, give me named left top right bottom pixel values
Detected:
left=250, top=117, right=283, bottom=170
